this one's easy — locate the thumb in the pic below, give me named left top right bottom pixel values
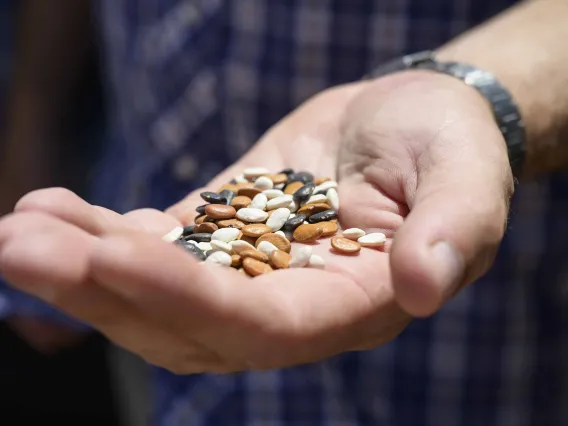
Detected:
left=390, top=126, right=514, bottom=317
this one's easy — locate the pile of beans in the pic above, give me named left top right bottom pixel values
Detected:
left=161, top=167, right=386, bottom=277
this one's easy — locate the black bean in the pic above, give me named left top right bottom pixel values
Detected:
left=195, top=204, right=207, bottom=215
left=218, top=189, right=236, bottom=206
left=185, top=233, right=212, bottom=243
left=293, top=183, right=315, bottom=202
left=308, top=209, right=338, bottom=223
left=200, top=191, right=227, bottom=204
left=283, top=214, right=307, bottom=232
left=279, top=168, right=295, bottom=176
left=182, top=225, right=195, bottom=236
left=229, top=178, right=238, bottom=184
left=288, top=171, right=314, bottom=184
left=174, top=240, right=206, bottom=261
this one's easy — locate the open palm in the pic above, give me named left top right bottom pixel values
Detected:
left=0, top=72, right=511, bottom=373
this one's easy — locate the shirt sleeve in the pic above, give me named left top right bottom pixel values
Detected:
left=0, top=279, right=91, bottom=332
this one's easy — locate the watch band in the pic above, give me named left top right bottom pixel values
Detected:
left=366, top=50, right=526, bottom=174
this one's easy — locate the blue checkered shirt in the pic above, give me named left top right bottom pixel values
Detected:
left=5, top=0, right=568, bottom=425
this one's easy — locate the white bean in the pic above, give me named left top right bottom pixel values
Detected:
left=308, top=254, right=325, bottom=269
left=236, top=208, right=269, bottom=222
left=250, top=193, right=268, bottom=210
left=210, top=240, right=233, bottom=253
left=314, top=180, right=338, bottom=194
left=266, top=207, right=291, bottom=231
left=343, top=228, right=366, bottom=240
left=161, top=226, right=184, bottom=242
left=253, top=176, right=273, bottom=190
left=257, top=241, right=279, bottom=256
left=266, top=194, right=294, bottom=210
left=206, top=251, right=232, bottom=266
left=211, top=228, right=240, bottom=243
left=289, top=245, right=312, bottom=268
left=326, top=187, right=339, bottom=211
left=306, top=194, right=327, bottom=205
left=358, top=233, right=386, bottom=247
left=262, top=189, right=284, bottom=200
left=243, top=167, right=270, bottom=179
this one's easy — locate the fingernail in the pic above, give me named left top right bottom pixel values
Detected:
left=430, top=241, right=464, bottom=298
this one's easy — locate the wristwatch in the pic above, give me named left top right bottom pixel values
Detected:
left=366, top=50, right=526, bottom=175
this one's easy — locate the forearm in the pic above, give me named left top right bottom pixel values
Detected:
left=1, top=0, right=93, bottom=194
left=436, top=0, right=568, bottom=177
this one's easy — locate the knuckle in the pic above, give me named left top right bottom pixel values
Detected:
left=15, top=187, right=77, bottom=213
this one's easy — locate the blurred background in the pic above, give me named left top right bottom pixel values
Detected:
left=0, top=1, right=147, bottom=425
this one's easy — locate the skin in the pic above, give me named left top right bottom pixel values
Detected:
left=2, top=0, right=568, bottom=365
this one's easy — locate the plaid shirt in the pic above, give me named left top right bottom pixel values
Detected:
left=4, top=0, right=568, bottom=425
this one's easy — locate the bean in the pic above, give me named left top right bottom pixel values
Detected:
left=331, top=237, right=361, bottom=254
left=205, top=204, right=236, bottom=220
left=236, top=208, right=269, bottom=223
left=185, top=233, right=212, bottom=243
left=282, top=214, right=306, bottom=232
left=175, top=240, right=206, bottom=260
left=194, top=222, right=219, bottom=234
left=200, top=191, right=227, bottom=204
left=357, top=233, right=386, bottom=247
left=162, top=226, right=184, bottom=242
left=218, top=189, right=236, bottom=205
left=308, top=209, right=338, bottom=223
left=293, top=183, right=315, bottom=202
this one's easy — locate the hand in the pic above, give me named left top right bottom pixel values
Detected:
left=0, top=70, right=512, bottom=373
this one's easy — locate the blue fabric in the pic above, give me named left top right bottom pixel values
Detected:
left=5, top=0, right=568, bottom=425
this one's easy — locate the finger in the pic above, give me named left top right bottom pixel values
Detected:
left=123, top=208, right=181, bottom=235
left=390, top=119, right=513, bottom=317
left=0, top=211, right=222, bottom=370
left=15, top=187, right=131, bottom=235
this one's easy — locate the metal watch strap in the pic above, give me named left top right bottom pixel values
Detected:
left=366, top=50, right=526, bottom=174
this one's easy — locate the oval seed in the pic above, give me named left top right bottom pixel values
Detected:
left=284, top=181, right=304, bottom=195
left=256, top=233, right=291, bottom=253
left=250, top=193, right=268, bottom=210
left=293, top=183, right=315, bottom=202
left=229, top=240, right=256, bottom=254
left=241, top=224, right=272, bottom=237
left=231, top=195, right=252, bottom=210
left=217, top=219, right=246, bottom=229
left=231, top=254, right=242, bottom=267
left=234, top=174, right=248, bottom=184
left=194, top=215, right=206, bottom=224
left=270, top=250, right=292, bottom=269
left=240, top=249, right=269, bottom=263
left=243, top=167, right=271, bottom=180
left=211, top=228, right=240, bottom=243
left=254, top=176, right=274, bottom=190
left=289, top=245, right=312, bottom=268
left=266, top=194, right=294, bottom=210
left=331, top=237, right=361, bottom=254
left=186, top=233, right=212, bottom=243
left=236, top=208, right=269, bottom=223
left=297, top=203, right=331, bottom=217
left=200, top=191, right=227, bottom=204
left=308, top=209, right=338, bottom=223
left=238, top=187, right=263, bottom=199
left=205, top=204, right=236, bottom=220
left=288, top=199, right=299, bottom=213
left=175, top=240, right=206, bottom=260
left=194, top=222, right=219, bottom=234
left=288, top=171, right=314, bottom=184
left=293, top=223, right=324, bottom=242
left=319, top=221, right=338, bottom=237
left=218, top=189, right=236, bottom=205
left=274, top=183, right=285, bottom=190
left=357, top=233, right=387, bottom=247
left=206, top=251, right=232, bottom=266
left=266, top=207, right=291, bottom=231
left=197, top=242, right=213, bottom=252
left=239, top=234, right=258, bottom=246
left=282, top=214, right=306, bottom=232
left=210, top=240, right=233, bottom=254
left=195, top=204, right=207, bottom=215
left=269, top=173, right=288, bottom=185
left=313, top=180, right=338, bottom=195
left=243, top=257, right=273, bottom=277
left=262, top=189, right=284, bottom=200
left=257, top=241, right=279, bottom=256
left=326, top=187, right=339, bottom=211
left=182, top=225, right=194, bottom=236
left=315, top=177, right=331, bottom=185
left=275, top=230, right=286, bottom=237
left=162, top=226, right=184, bottom=242
left=308, top=254, right=326, bottom=269
left=343, top=228, right=365, bottom=240
left=306, top=194, right=327, bottom=205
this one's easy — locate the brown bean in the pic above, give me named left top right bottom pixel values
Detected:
left=318, top=221, right=338, bottom=237
left=217, top=184, right=239, bottom=193
left=194, top=222, right=219, bottom=233
left=284, top=181, right=304, bottom=195
left=331, top=237, right=361, bottom=254
left=239, top=234, right=258, bottom=246
left=293, top=224, right=324, bottom=243
left=240, top=249, right=269, bottom=263
left=315, top=177, right=332, bottom=185
left=238, top=188, right=262, bottom=198
left=231, top=254, right=242, bottom=268
left=243, top=257, right=273, bottom=277
left=269, top=250, right=292, bottom=269
left=242, top=224, right=272, bottom=237
left=256, top=233, right=291, bottom=253
left=231, top=195, right=252, bottom=210
left=205, top=204, right=236, bottom=220
left=269, top=173, right=288, bottom=185
left=297, top=203, right=331, bottom=217
left=217, top=219, right=246, bottom=229
left=235, top=182, right=254, bottom=189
